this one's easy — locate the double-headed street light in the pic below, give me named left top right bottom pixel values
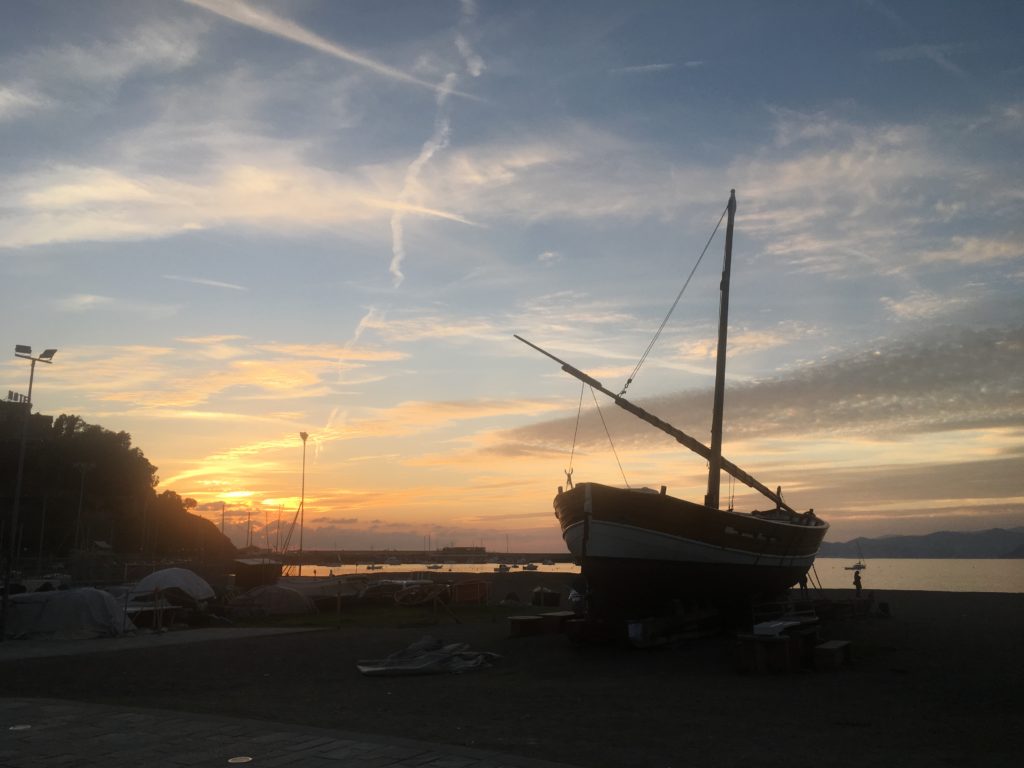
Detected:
left=1, top=345, right=57, bottom=640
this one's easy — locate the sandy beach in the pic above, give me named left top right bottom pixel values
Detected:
left=2, top=573, right=1022, bottom=768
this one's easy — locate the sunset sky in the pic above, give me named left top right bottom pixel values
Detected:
left=2, top=0, right=1022, bottom=552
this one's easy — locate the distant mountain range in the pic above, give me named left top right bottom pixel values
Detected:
left=819, top=527, right=1024, bottom=559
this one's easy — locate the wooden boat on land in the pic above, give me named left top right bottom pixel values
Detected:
left=517, top=190, right=828, bottom=615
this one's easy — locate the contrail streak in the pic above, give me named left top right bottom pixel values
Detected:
left=184, top=0, right=478, bottom=99
left=389, top=74, right=459, bottom=286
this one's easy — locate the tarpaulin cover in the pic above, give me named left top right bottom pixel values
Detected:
left=5, top=588, right=136, bottom=639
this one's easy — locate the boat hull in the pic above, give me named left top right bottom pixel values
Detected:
left=554, top=482, right=827, bottom=613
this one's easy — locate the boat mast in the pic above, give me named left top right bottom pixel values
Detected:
left=705, top=189, right=736, bottom=511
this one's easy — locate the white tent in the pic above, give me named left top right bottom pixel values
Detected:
left=5, top=588, right=136, bottom=639
left=130, top=567, right=215, bottom=602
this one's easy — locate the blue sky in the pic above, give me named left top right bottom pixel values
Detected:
left=1, top=0, right=1022, bottom=551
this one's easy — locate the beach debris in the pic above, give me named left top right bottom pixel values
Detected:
left=356, top=635, right=500, bottom=676
left=393, top=582, right=448, bottom=606
left=227, top=585, right=315, bottom=618
left=358, top=579, right=432, bottom=603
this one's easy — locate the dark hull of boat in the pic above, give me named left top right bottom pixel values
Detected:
left=577, top=554, right=809, bottom=616
left=554, top=482, right=828, bottom=613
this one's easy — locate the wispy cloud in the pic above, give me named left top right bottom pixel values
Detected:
left=349, top=307, right=506, bottom=345
left=183, top=0, right=475, bottom=98
left=348, top=398, right=566, bottom=439
left=253, top=341, right=405, bottom=364
left=29, top=21, right=201, bottom=86
left=875, top=44, right=968, bottom=79
left=919, top=236, right=1024, bottom=265
left=880, top=290, right=968, bottom=320
left=610, top=63, right=675, bottom=74
left=53, top=293, right=179, bottom=318
left=162, top=274, right=248, bottom=291
left=418, top=125, right=694, bottom=223
left=53, top=294, right=115, bottom=312
left=160, top=429, right=313, bottom=488
left=0, top=84, right=50, bottom=122
left=0, top=158, right=473, bottom=248
left=41, top=336, right=404, bottom=411
left=674, top=323, right=823, bottom=362
left=503, top=325, right=1024, bottom=450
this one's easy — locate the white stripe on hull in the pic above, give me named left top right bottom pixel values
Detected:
left=563, top=519, right=815, bottom=569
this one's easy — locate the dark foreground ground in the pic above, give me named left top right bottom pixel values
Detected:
left=2, top=577, right=1022, bottom=768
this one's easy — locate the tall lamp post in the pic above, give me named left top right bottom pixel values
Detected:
left=298, top=431, right=308, bottom=576
left=1, top=345, right=57, bottom=640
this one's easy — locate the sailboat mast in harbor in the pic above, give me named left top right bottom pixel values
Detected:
left=705, top=189, right=736, bottom=511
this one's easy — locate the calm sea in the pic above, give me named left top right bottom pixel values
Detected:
left=811, top=557, right=1024, bottom=594
left=303, top=557, right=1024, bottom=594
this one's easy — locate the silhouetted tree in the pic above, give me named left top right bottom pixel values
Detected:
left=0, top=408, right=235, bottom=563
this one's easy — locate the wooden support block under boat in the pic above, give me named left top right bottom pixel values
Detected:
left=540, top=610, right=576, bottom=633
left=787, top=624, right=822, bottom=667
left=735, top=632, right=804, bottom=673
left=508, top=615, right=544, bottom=637
left=814, top=639, right=852, bottom=670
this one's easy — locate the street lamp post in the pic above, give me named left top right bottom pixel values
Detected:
left=298, top=431, right=308, bottom=576
left=1, top=345, right=57, bottom=640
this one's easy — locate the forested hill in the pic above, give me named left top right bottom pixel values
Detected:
left=0, top=407, right=235, bottom=561
left=820, top=528, right=1024, bottom=559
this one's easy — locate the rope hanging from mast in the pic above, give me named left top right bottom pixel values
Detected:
left=618, top=202, right=730, bottom=396
left=565, top=382, right=629, bottom=489
left=591, top=388, right=630, bottom=488
left=564, top=382, right=585, bottom=489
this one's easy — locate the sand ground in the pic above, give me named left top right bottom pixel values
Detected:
left=1, top=574, right=1021, bottom=768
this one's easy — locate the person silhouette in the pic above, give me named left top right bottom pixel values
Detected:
left=853, top=569, right=862, bottom=597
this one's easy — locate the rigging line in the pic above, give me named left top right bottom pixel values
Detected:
left=591, top=387, right=630, bottom=489
left=567, top=382, right=585, bottom=473
left=619, top=202, right=730, bottom=396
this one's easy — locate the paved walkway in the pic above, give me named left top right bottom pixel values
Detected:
left=1, top=697, right=581, bottom=768
left=0, top=627, right=324, bottom=662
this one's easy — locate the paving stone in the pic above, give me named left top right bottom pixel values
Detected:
left=395, top=752, right=446, bottom=766
left=424, top=758, right=477, bottom=768
left=349, top=755, right=406, bottom=768
left=250, top=730, right=299, bottom=744
left=0, top=698, right=581, bottom=768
